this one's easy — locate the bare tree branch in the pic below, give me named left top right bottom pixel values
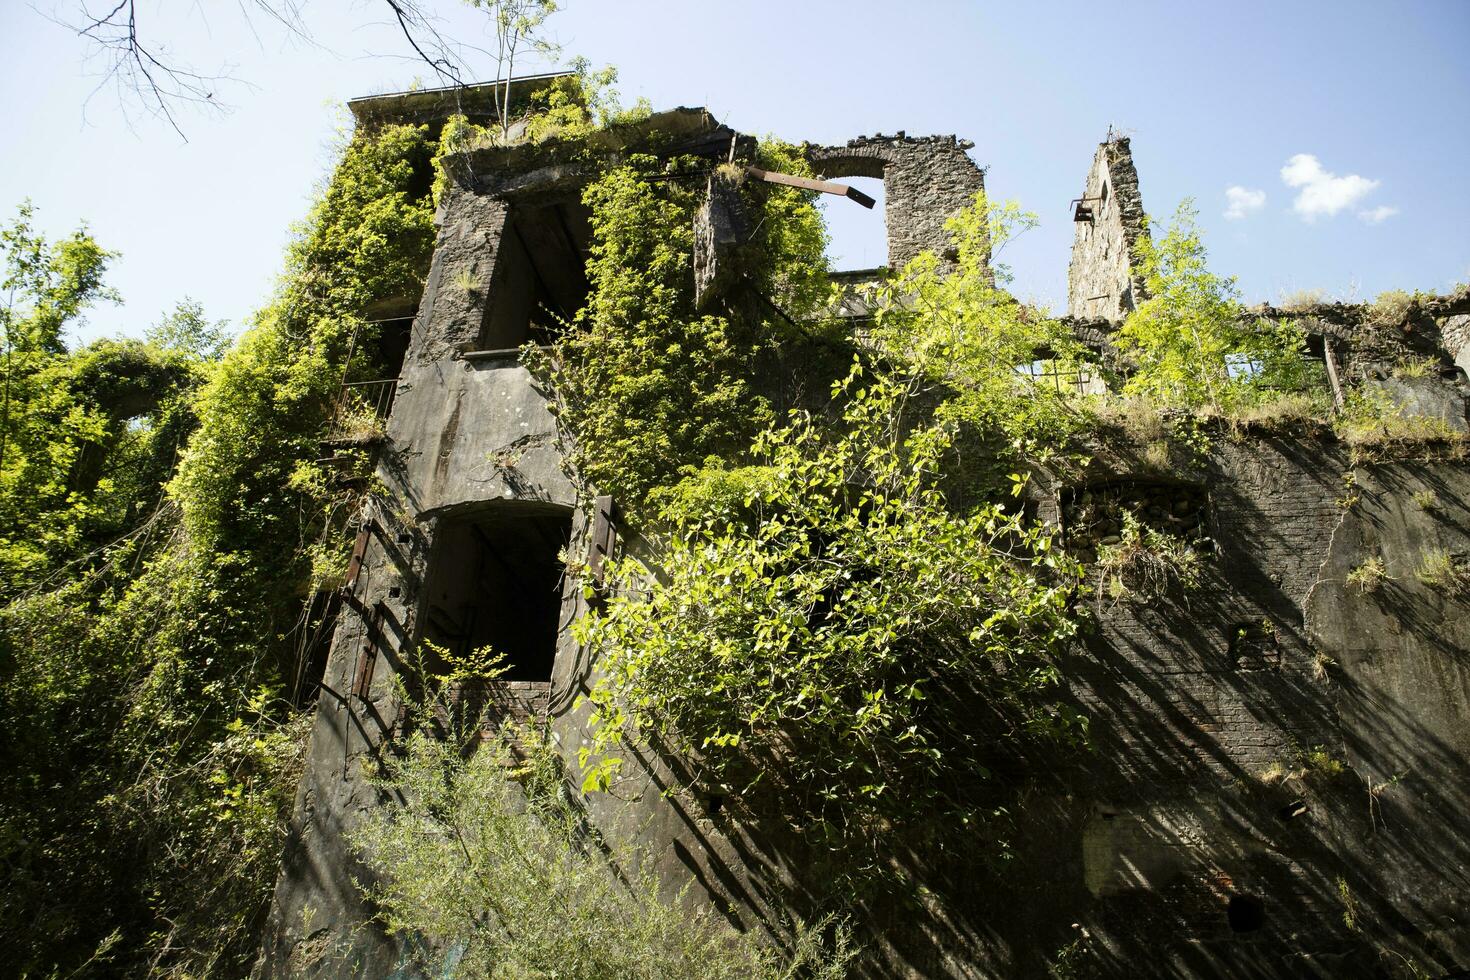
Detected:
left=55, top=0, right=475, bottom=140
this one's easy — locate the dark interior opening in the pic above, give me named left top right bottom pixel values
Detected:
left=1061, top=480, right=1212, bottom=564
left=294, top=590, right=342, bottom=707
left=479, top=199, right=592, bottom=350
left=1229, top=622, right=1282, bottom=671
left=420, top=505, right=572, bottom=681
left=1277, top=800, right=1309, bottom=821
left=373, top=316, right=413, bottom=379
left=1227, top=894, right=1266, bottom=933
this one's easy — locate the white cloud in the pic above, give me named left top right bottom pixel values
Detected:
left=1358, top=205, right=1400, bottom=225
left=1224, top=186, right=1266, bottom=220
left=1280, top=153, right=1380, bottom=220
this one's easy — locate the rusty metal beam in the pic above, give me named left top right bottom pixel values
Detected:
left=745, top=167, right=876, bottom=209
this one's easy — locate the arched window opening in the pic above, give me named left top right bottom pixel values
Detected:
left=821, top=176, right=887, bottom=273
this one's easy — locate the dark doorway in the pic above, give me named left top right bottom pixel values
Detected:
left=420, top=504, right=572, bottom=681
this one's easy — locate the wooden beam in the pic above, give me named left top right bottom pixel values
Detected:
left=745, top=167, right=876, bottom=209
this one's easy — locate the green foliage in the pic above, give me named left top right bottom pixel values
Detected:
left=1338, top=876, right=1359, bottom=932
left=860, top=194, right=1095, bottom=493
left=432, top=64, right=654, bottom=203
left=1368, top=289, right=1416, bottom=323
left=525, top=145, right=832, bottom=513
left=174, top=122, right=434, bottom=558
left=1117, top=202, right=1324, bottom=417
left=1336, top=387, right=1469, bottom=459
left=1391, top=354, right=1440, bottom=380
left=1347, top=555, right=1388, bottom=594
left=578, top=358, right=1086, bottom=857
left=0, top=121, right=437, bottom=977
left=1095, top=510, right=1203, bottom=599
left=1258, top=743, right=1348, bottom=787
left=1415, top=549, right=1470, bottom=594
left=524, top=59, right=653, bottom=142
left=0, top=201, right=118, bottom=356
left=467, top=0, right=564, bottom=141
left=352, top=690, right=854, bottom=980
left=560, top=193, right=1093, bottom=902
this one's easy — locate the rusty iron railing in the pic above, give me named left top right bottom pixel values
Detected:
left=326, top=378, right=398, bottom=443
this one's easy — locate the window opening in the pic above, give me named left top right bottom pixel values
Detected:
left=1229, top=622, right=1281, bottom=671
left=420, top=506, right=572, bottom=682
left=1277, top=800, right=1308, bottom=821
left=822, top=176, right=887, bottom=273
left=1061, top=481, right=1211, bottom=566
left=479, top=200, right=592, bottom=350
left=374, top=315, right=413, bottom=380
left=1016, top=358, right=1106, bottom=396
left=1226, top=352, right=1264, bottom=381
left=1227, top=894, right=1265, bottom=933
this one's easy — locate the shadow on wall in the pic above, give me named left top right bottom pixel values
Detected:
left=574, top=436, right=1470, bottom=980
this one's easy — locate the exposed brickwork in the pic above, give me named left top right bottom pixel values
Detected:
left=810, top=134, right=987, bottom=272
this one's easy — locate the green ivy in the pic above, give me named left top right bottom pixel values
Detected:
left=0, top=121, right=437, bottom=977
left=525, top=141, right=834, bottom=514
left=574, top=196, right=1091, bottom=879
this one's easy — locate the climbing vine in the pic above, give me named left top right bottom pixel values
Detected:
left=524, top=139, right=834, bottom=514
left=0, top=121, right=437, bottom=977
left=573, top=195, right=1092, bottom=881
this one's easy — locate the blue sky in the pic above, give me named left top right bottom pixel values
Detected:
left=2, top=0, right=1467, bottom=345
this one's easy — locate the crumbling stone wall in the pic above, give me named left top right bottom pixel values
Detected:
left=1439, top=312, right=1470, bottom=376
left=1068, top=136, right=1149, bottom=321
left=810, top=134, right=986, bottom=272
left=262, top=93, right=1470, bottom=980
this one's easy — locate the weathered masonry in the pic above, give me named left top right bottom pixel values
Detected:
left=261, top=78, right=1470, bottom=978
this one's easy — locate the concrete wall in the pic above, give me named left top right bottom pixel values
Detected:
left=1068, top=137, right=1149, bottom=321
left=257, top=171, right=579, bottom=977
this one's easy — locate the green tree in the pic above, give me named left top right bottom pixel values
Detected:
left=0, top=203, right=118, bottom=467
left=575, top=196, right=1089, bottom=876
left=1116, top=201, right=1321, bottom=415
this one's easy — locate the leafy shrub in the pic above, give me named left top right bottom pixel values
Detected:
left=1095, top=510, right=1203, bottom=599
left=1117, top=202, right=1324, bottom=419
left=860, top=195, right=1097, bottom=493
left=1368, top=289, right=1415, bottom=324
left=576, top=361, right=1087, bottom=856
left=1392, top=355, right=1440, bottom=379
left=352, top=701, right=854, bottom=980
left=1347, top=556, right=1387, bottom=594
left=1336, top=388, right=1469, bottom=458
left=1415, top=549, right=1470, bottom=594
left=568, top=194, right=1093, bottom=890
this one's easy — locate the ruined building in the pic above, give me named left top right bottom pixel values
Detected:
left=260, top=75, right=1470, bottom=978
